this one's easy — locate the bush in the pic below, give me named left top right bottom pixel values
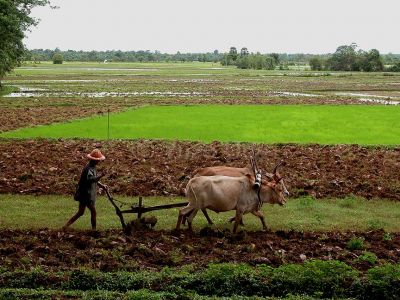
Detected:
left=63, top=269, right=158, bottom=291
left=387, top=62, right=400, bottom=72
left=269, top=260, right=359, bottom=298
left=383, top=232, right=393, bottom=241
left=191, top=263, right=265, bottom=296
left=357, top=251, right=378, bottom=265
left=346, top=237, right=365, bottom=250
left=361, top=264, right=400, bottom=299
left=1, top=262, right=400, bottom=298
left=52, top=53, right=63, bottom=64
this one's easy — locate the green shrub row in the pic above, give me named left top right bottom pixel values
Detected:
left=1, top=261, right=399, bottom=299
left=0, top=288, right=316, bottom=300
left=0, top=288, right=189, bottom=300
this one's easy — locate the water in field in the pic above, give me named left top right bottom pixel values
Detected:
left=18, top=67, right=160, bottom=71
left=336, top=92, right=400, bottom=105
left=270, top=91, right=320, bottom=97
left=7, top=91, right=208, bottom=98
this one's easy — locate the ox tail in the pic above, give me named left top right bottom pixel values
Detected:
left=189, top=185, right=199, bottom=208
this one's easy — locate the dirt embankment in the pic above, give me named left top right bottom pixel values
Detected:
left=0, top=139, right=399, bottom=200
left=0, top=228, right=398, bottom=272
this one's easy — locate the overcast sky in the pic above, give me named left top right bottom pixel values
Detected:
left=24, top=0, right=400, bottom=54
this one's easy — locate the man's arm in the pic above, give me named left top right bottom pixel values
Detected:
left=87, top=169, right=105, bottom=183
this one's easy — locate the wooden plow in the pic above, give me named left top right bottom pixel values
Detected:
left=102, top=186, right=187, bottom=230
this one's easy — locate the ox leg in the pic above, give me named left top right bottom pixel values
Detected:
left=202, top=209, right=214, bottom=225
left=229, top=216, right=245, bottom=226
left=182, top=211, right=195, bottom=225
left=233, top=211, right=244, bottom=233
left=184, top=208, right=211, bottom=225
left=176, top=206, right=195, bottom=230
left=187, top=209, right=199, bottom=232
left=251, top=210, right=267, bottom=230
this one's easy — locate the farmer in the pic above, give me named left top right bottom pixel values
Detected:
left=63, top=149, right=107, bottom=231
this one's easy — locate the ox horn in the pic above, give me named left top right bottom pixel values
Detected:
left=272, top=161, right=283, bottom=174
left=250, top=149, right=258, bottom=176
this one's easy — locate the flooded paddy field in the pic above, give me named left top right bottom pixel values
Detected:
left=2, top=62, right=400, bottom=132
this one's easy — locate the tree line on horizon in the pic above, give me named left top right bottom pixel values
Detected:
left=309, top=43, right=400, bottom=72
left=26, top=46, right=400, bottom=72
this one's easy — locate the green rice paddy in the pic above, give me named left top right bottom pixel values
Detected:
left=2, top=104, right=399, bottom=145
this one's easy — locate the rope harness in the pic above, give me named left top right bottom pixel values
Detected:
left=254, top=172, right=263, bottom=210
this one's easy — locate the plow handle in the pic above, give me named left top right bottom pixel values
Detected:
left=99, top=183, right=126, bottom=229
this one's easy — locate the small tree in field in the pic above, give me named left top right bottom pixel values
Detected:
left=309, top=57, right=323, bottom=71
left=53, top=53, right=63, bottom=64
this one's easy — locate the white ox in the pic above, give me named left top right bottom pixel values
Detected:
left=176, top=174, right=286, bottom=233
left=183, top=161, right=289, bottom=228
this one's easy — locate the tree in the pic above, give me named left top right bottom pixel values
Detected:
left=270, top=53, right=280, bottom=65
left=0, top=0, right=50, bottom=89
left=263, top=56, right=276, bottom=70
left=52, top=53, right=63, bottom=64
left=251, top=53, right=264, bottom=69
left=359, top=49, right=383, bottom=72
left=387, top=62, right=400, bottom=72
left=240, top=47, right=249, bottom=57
left=228, top=47, right=238, bottom=62
left=236, top=56, right=250, bottom=69
left=327, top=43, right=358, bottom=71
left=309, top=57, right=323, bottom=71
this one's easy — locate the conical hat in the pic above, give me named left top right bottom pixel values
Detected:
left=87, top=149, right=105, bottom=161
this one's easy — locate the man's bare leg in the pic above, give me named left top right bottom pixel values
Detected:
left=63, top=203, right=86, bottom=230
left=88, top=204, right=97, bottom=230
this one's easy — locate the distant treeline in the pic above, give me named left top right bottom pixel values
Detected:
left=26, top=49, right=223, bottom=63
left=222, top=45, right=400, bottom=72
left=24, top=48, right=328, bottom=66
left=308, top=44, right=400, bottom=72
left=26, top=46, right=400, bottom=72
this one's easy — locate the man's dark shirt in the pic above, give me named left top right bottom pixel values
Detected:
left=75, top=164, right=99, bottom=205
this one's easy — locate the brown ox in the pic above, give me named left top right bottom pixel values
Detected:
left=187, top=163, right=289, bottom=229
left=176, top=174, right=286, bottom=233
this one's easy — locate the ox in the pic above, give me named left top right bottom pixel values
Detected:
left=185, top=158, right=289, bottom=228
left=176, top=172, right=286, bottom=233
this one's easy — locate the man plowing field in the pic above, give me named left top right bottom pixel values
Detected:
left=63, top=149, right=107, bottom=231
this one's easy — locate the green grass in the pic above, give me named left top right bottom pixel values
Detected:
left=1, top=194, right=399, bottom=231
left=1, top=105, right=399, bottom=145
left=0, top=85, right=18, bottom=97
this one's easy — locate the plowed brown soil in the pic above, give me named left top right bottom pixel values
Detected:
left=0, top=107, right=116, bottom=132
left=0, top=228, right=398, bottom=272
left=0, top=139, right=399, bottom=199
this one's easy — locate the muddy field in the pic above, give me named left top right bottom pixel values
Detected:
left=0, top=139, right=399, bottom=200
left=0, top=228, right=398, bottom=272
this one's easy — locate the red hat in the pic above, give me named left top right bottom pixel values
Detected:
left=87, top=149, right=105, bottom=161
